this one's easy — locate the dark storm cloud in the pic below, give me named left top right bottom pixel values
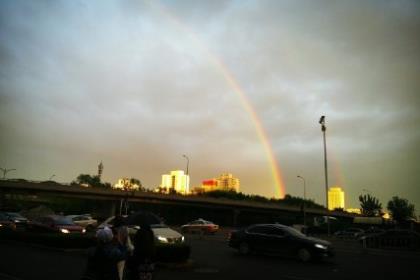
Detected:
left=1, top=0, right=419, bottom=213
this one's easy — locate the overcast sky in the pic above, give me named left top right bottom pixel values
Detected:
left=1, top=0, right=419, bottom=213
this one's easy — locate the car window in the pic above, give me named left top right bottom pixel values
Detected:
left=248, top=226, right=271, bottom=234
left=266, top=227, right=286, bottom=237
left=7, top=213, right=22, bottom=218
left=284, top=227, right=306, bottom=238
left=54, top=217, right=74, bottom=225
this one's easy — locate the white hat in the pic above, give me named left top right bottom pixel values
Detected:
left=96, top=226, right=113, bottom=242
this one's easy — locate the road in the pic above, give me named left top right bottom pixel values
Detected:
left=0, top=231, right=419, bottom=280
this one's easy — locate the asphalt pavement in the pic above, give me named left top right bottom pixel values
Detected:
left=1, top=230, right=419, bottom=280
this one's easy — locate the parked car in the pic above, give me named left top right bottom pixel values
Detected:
left=334, top=228, right=364, bottom=238
left=181, top=218, right=219, bottom=234
left=228, top=223, right=334, bottom=262
left=0, top=212, right=16, bottom=231
left=0, top=212, right=28, bottom=230
left=29, top=215, right=86, bottom=234
left=98, top=215, right=185, bottom=245
left=66, top=214, right=98, bottom=230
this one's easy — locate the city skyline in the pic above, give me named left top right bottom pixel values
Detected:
left=1, top=1, right=419, bottom=213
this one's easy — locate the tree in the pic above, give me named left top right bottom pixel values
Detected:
left=359, top=194, right=382, bottom=217
left=73, top=174, right=110, bottom=188
left=387, top=196, right=415, bottom=224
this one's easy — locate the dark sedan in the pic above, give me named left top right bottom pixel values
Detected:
left=228, top=223, right=334, bottom=262
left=29, top=215, right=86, bottom=234
left=2, top=212, right=28, bottom=230
left=0, top=212, right=16, bottom=231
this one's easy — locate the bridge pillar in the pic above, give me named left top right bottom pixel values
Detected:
left=233, top=209, right=240, bottom=227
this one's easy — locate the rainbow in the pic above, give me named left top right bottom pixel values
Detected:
left=151, top=1, right=286, bottom=197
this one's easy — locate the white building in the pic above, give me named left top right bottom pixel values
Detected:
left=160, top=170, right=190, bottom=195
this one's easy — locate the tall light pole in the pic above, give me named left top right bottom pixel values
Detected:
left=182, top=154, right=190, bottom=194
left=297, top=175, right=307, bottom=229
left=319, top=115, right=330, bottom=236
left=0, top=168, right=16, bottom=179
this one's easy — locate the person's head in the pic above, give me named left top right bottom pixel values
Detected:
left=96, top=227, right=113, bottom=244
left=140, top=222, right=151, bottom=231
left=113, top=215, right=125, bottom=228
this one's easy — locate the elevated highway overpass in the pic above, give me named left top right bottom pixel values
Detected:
left=0, top=179, right=355, bottom=226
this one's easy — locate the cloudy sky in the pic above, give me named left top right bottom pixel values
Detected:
left=1, top=0, right=419, bottom=212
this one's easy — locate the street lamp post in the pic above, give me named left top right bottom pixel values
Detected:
left=319, top=115, right=330, bottom=236
left=0, top=168, right=16, bottom=179
left=297, top=175, right=307, bottom=229
left=182, top=154, right=190, bottom=194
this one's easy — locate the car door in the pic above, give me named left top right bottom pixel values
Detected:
left=264, top=226, right=291, bottom=255
left=245, top=225, right=273, bottom=253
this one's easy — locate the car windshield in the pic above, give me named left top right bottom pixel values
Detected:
left=150, top=224, right=168, bottom=229
left=7, top=213, right=23, bottom=218
left=283, top=227, right=307, bottom=238
left=53, top=217, right=74, bottom=225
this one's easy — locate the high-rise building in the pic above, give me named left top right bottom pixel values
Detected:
left=199, top=173, right=240, bottom=193
left=216, top=173, right=240, bottom=192
left=160, top=170, right=190, bottom=195
left=328, top=186, right=345, bottom=210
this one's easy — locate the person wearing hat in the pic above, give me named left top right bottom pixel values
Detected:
left=82, top=227, right=128, bottom=280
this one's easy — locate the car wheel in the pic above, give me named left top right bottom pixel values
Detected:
left=297, top=248, right=311, bottom=262
left=239, top=242, right=250, bottom=255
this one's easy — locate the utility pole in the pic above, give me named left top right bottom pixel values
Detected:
left=182, top=154, right=190, bottom=194
left=319, top=116, right=330, bottom=236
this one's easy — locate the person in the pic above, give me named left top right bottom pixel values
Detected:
left=127, top=223, right=156, bottom=280
left=112, top=215, right=134, bottom=280
left=82, top=227, right=128, bottom=280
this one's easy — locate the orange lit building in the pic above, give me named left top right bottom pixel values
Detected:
left=200, top=173, right=240, bottom=192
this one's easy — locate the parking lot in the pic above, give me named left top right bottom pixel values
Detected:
left=1, top=228, right=420, bottom=280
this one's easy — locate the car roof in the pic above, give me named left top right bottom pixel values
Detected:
left=248, top=223, right=289, bottom=229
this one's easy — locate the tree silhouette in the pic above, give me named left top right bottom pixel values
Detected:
left=387, top=196, right=415, bottom=224
left=359, top=194, right=382, bottom=217
left=73, top=174, right=110, bottom=188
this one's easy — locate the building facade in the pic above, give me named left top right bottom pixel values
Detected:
left=159, top=170, right=190, bottom=195
left=328, top=186, right=345, bottom=210
left=199, top=173, right=240, bottom=193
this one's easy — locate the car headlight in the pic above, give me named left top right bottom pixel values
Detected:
left=157, top=236, right=168, bottom=243
left=314, top=243, right=327, bottom=250
left=82, top=229, right=86, bottom=233
left=60, top=228, right=70, bottom=234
